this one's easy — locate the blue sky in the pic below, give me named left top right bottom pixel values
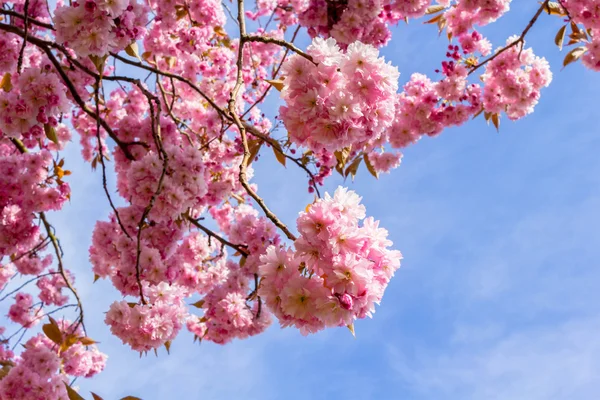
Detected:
left=12, top=2, right=600, bottom=399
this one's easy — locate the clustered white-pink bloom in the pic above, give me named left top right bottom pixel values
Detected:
left=0, top=146, right=70, bottom=257
left=0, top=323, right=106, bottom=399
left=297, top=0, right=431, bottom=48
left=258, top=187, right=402, bottom=335
left=562, top=0, right=600, bottom=71
left=55, top=0, right=148, bottom=57
left=125, top=144, right=208, bottom=223
left=0, top=68, right=70, bottom=138
left=481, top=36, right=552, bottom=120
left=8, top=292, right=41, bottom=328
left=387, top=60, right=482, bottom=148
left=105, top=283, right=188, bottom=352
left=280, top=38, right=399, bottom=154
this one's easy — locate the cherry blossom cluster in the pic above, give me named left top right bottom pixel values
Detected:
left=55, top=0, right=148, bottom=57
left=184, top=204, right=280, bottom=344
left=444, top=0, right=511, bottom=39
left=481, top=37, right=552, bottom=120
left=0, top=146, right=69, bottom=256
left=187, top=265, right=272, bottom=344
left=296, top=0, right=431, bottom=48
left=562, top=0, right=600, bottom=71
left=106, top=283, right=188, bottom=352
left=387, top=60, right=481, bottom=148
left=1, top=0, right=599, bottom=395
left=0, top=67, right=70, bottom=140
left=258, top=187, right=401, bottom=334
left=279, top=38, right=398, bottom=154
left=0, top=321, right=106, bottom=399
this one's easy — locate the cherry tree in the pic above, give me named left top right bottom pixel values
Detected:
left=0, top=0, right=597, bottom=398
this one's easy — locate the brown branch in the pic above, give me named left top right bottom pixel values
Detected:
left=468, top=0, right=550, bottom=75
left=0, top=272, right=60, bottom=302
left=132, top=88, right=168, bottom=305
left=0, top=22, right=142, bottom=160
left=94, top=78, right=132, bottom=239
left=244, top=126, right=321, bottom=197
left=245, top=34, right=314, bottom=64
left=39, top=213, right=86, bottom=334
left=0, top=9, right=54, bottom=30
left=9, top=138, right=86, bottom=333
left=229, top=0, right=297, bottom=242
left=17, top=0, right=30, bottom=73
left=156, top=77, right=195, bottom=146
left=185, top=215, right=249, bottom=257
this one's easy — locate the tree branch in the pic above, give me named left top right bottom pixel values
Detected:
left=468, top=0, right=549, bottom=75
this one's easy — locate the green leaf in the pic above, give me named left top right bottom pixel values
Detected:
left=44, top=123, right=59, bottom=145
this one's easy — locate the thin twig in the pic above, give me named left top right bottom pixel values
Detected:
left=229, top=0, right=297, bottom=242
left=16, top=0, right=29, bottom=73
left=185, top=215, right=249, bottom=256
left=468, top=0, right=549, bottom=75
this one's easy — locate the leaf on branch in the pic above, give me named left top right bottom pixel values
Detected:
left=344, top=156, right=362, bottom=181
left=543, top=1, right=567, bottom=16
left=91, top=393, right=104, bottom=400
left=423, top=14, right=444, bottom=24
left=555, top=25, right=567, bottom=51
left=93, top=273, right=100, bottom=283
left=240, top=256, right=247, bottom=267
left=60, top=334, right=80, bottom=353
left=164, top=340, right=172, bottom=354
left=44, top=124, right=59, bottom=145
left=0, top=73, right=12, bottom=92
left=472, top=107, right=485, bottom=120
left=165, top=56, right=177, bottom=69
left=89, top=55, right=107, bottom=74
left=347, top=323, right=356, bottom=338
left=491, top=113, right=500, bottom=132
left=563, top=46, right=587, bottom=68
left=125, top=42, right=142, bottom=61
left=190, top=299, right=205, bottom=308
left=42, top=317, right=63, bottom=346
left=363, top=154, right=379, bottom=179
left=214, top=26, right=227, bottom=37
left=64, top=383, right=86, bottom=400
left=120, top=397, right=143, bottom=400
left=79, top=337, right=98, bottom=346
left=247, top=139, right=262, bottom=165
left=127, top=302, right=138, bottom=308
left=265, top=79, right=284, bottom=92
left=425, top=4, right=446, bottom=14
left=271, top=142, right=287, bottom=167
